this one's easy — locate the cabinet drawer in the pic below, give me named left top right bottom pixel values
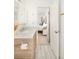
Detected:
left=14, top=39, right=30, bottom=45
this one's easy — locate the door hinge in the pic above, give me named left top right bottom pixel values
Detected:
left=59, top=56, right=60, bottom=59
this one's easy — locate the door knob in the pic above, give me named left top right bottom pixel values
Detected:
left=55, top=30, right=59, bottom=33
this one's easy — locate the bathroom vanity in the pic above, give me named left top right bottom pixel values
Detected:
left=14, top=27, right=37, bottom=59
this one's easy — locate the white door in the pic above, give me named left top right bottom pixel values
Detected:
left=50, top=0, right=60, bottom=59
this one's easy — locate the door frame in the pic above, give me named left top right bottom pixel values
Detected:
left=37, top=7, right=50, bottom=43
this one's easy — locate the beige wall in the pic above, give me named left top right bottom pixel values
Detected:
left=24, top=0, right=53, bottom=27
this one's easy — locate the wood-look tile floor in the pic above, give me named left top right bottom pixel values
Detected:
left=35, top=33, right=55, bottom=59
left=37, top=33, right=48, bottom=45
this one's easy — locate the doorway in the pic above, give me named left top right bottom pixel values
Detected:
left=37, top=7, right=50, bottom=44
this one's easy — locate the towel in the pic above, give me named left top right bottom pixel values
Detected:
left=20, top=43, right=28, bottom=50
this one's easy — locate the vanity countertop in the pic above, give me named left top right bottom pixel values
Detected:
left=14, top=27, right=37, bottom=39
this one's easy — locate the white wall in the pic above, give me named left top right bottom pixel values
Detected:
left=24, top=0, right=53, bottom=27
left=15, top=0, right=54, bottom=26
left=37, top=7, right=48, bottom=25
